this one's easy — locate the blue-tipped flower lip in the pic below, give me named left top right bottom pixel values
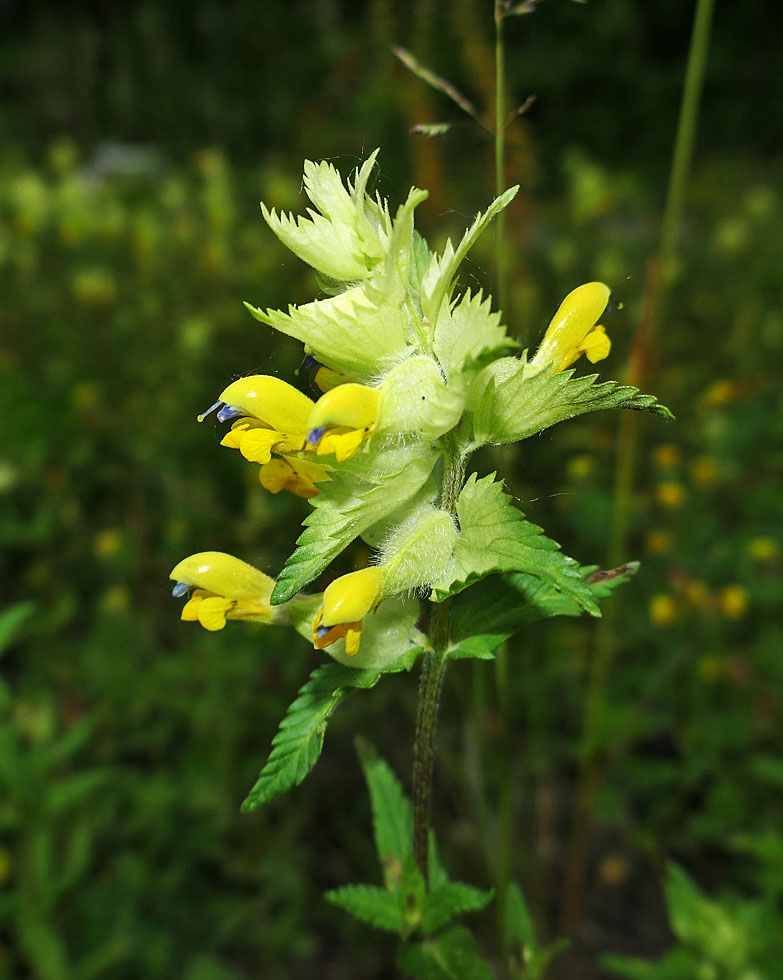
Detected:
left=307, top=426, right=327, bottom=447
left=171, top=581, right=194, bottom=598
left=197, top=401, right=245, bottom=424
left=315, top=624, right=331, bottom=639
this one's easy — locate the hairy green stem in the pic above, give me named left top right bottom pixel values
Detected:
left=561, top=0, right=715, bottom=937
left=413, top=446, right=465, bottom=882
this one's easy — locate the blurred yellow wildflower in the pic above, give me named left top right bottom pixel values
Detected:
left=567, top=454, right=596, bottom=481
left=701, top=379, right=742, bottom=408
left=171, top=551, right=278, bottom=631
left=645, top=529, right=674, bottom=555
left=748, top=536, right=778, bottom=562
left=649, top=594, right=678, bottom=627
left=690, top=455, right=718, bottom=488
left=683, top=579, right=709, bottom=608
left=656, top=481, right=685, bottom=508
left=718, top=584, right=749, bottom=620
left=653, top=444, right=680, bottom=467
left=311, top=567, right=384, bottom=656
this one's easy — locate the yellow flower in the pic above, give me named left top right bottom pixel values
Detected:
left=528, top=282, right=612, bottom=374
left=718, top=584, right=749, bottom=620
left=649, top=594, right=678, bottom=627
left=656, top=481, right=685, bottom=508
left=199, top=375, right=315, bottom=464
left=690, top=456, right=718, bottom=488
left=748, top=536, right=778, bottom=562
left=306, top=383, right=380, bottom=462
left=311, top=567, right=384, bottom=656
left=258, top=456, right=329, bottom=499
left=653, top=443, right=680, bottom=468
left=645, top=529, right=673, bottom=555
left=170, top=551, right=278, bottom=631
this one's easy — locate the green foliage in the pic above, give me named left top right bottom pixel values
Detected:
left=469, top=361, right=673, bottom=449
left=271, top=445, right=437, bottom=603
left=327, top=744, right=493, bottom=947
left=397, top=927, right=495, bottom=980
left=604, top=863, right=783, bottom=980
left=431, top=473, right=599, bottom=616
left=242, top=663, right=382, bottom=811
left=449, top=563, right=638, bottom=659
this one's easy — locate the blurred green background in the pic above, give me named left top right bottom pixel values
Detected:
left=1, top=1, right=781, bottom=978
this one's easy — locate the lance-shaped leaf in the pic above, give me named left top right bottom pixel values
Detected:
left=271, top=445, right=438, bottom=604
left=468, top=359, right=673, bottom=448
left=326, top=884, right=405, bottom=934
left=433, top=288, right=517, bottom=381
left=397, top=926, right=495, bottom=980
left=241, top=662, right=381, bottom=811
left=260, top=152, right=389, bottom=282
left=420, top=185, right=519, bottom=324
left=430, top=473, right=599, bottom=616
left=449, top=563, right=639, bottom=660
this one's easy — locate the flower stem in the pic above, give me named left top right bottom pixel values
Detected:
left=560, top=0, right=715, bottom=937
left=413, top=444, right=465, bottom=883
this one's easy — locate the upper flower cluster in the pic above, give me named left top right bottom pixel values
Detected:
left=170, top=152, right=669, bottom=668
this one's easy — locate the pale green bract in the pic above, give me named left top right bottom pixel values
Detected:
left=177, top=151, right=671, bottom=811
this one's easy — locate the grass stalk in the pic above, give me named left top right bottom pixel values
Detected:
left=560, top=0, right=716, bottom=937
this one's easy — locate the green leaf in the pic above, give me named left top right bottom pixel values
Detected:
left=469, top=360, right=674, bottom=448
left=664, top=863, right=748, bottom=967
left=0, top=600, right=36, bottom=656
left=421, top=187, right=519, bottom=324
left=449, top=563, right=638, bottom=658
left=271, top=444, right=437, bottom=604
left=241, top=663, right=381, bottom=811
left=422, top=883, right=494, bottom=935
left=325, top=884, right=404, bottom=933
left=356, top=740, right=414, bottom=878
left=506, top=881, right=537, bottom=955
left=433, top=289, right=517, bottom=382
left=250, top=185, right=427, bottom=377
left=259, top=153, right=388, bottom=282
left=411, top=122, right=457, bottom=137
left=430, top=473, right=599, bottom=616
left=397, top=926, right=495, bottom=980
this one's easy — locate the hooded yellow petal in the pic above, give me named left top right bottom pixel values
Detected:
left=170, top=552, right=274, bottom=603
left=219, top=375, right=314, bottom=434
left=532, top=282, right=611, bottom=372
left=321, top=567, right=384, bottom=627
left=307, top=383, right=379, bottom=435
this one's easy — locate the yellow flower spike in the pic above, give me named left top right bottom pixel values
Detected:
left=258, top=456, right=330, bottom=499
left=306, top=383, right=380, bottom=461
left=529, top=282, right=612, bottom=373
left=311, top=567, right=384, bottom=656
left=170, top=551, right=279, bottom=630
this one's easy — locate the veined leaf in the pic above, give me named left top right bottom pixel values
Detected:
left=249, top=186, right=427, bottom=376
left=356, top=740, right=414, bottom=880
left=241, top=662, right=381, bottom=811
left=430, top=473, right=599, bottom=616
left=449, top=563, right=638, bottom=659
left=259, top=154, right=388, bottom=281
left=397, top=926, right=495, bottom=980
left=325, top=884, right=404, bottom=933
left=271, top=445, right=437, bottom=604
left=433, top=289, right=517, bottom=381
left=421, top=186, right=519, bottom=324
left=469, top=360, right=674, bottom=448
left=421, top=882, right=494, bottom=935
left=245, top=286, right=406, bottom=378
